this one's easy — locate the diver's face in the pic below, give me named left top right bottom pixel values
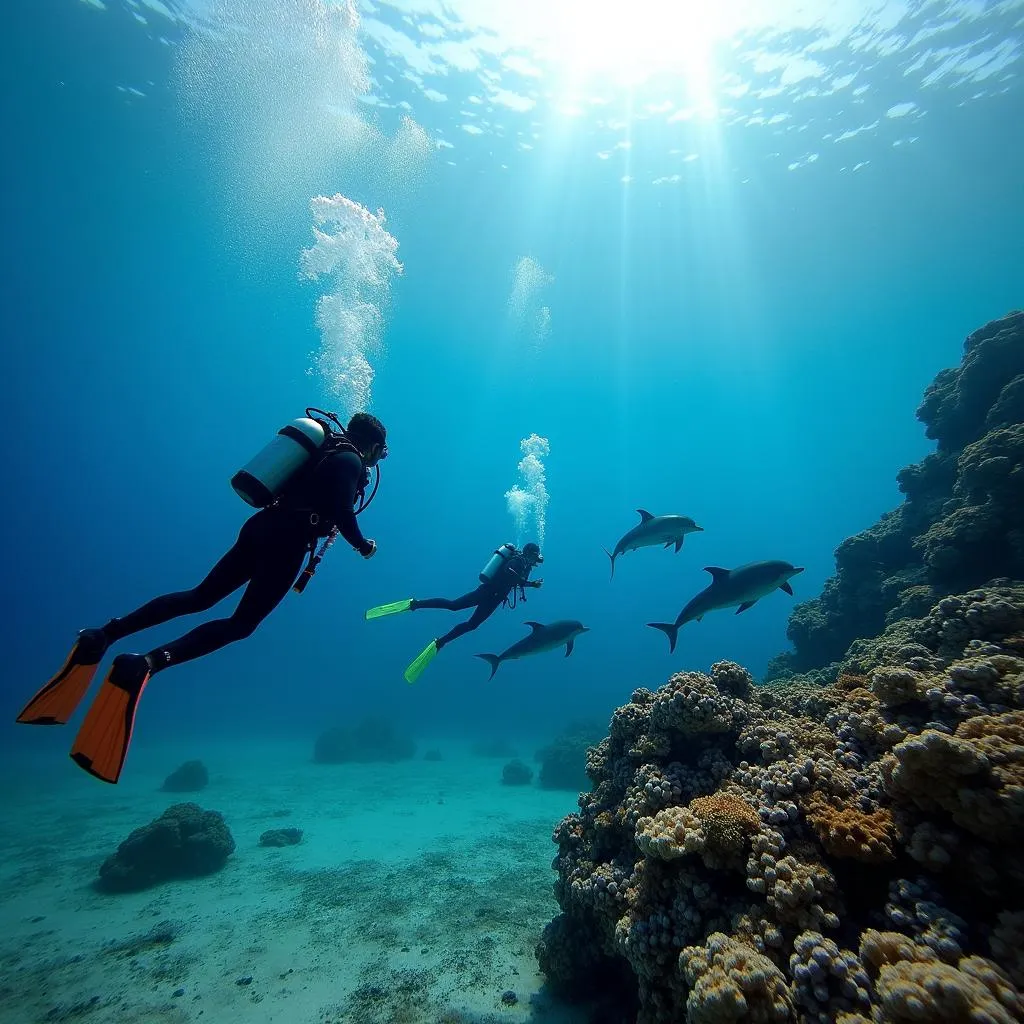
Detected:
left=527, top=550, right=543, bottom=566
left=363, top=442, right=387, bottom=467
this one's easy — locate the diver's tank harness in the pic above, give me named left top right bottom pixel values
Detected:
left=231, top=407, right=380, bottom=594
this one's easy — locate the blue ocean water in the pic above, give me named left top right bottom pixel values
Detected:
left=0, top=3, right=1022, bottom=1017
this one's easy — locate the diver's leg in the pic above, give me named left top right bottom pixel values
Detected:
left=101, top=515, right=263, bottom=644
left=145, top=539, right=307, bottom=672
left=436, top=597, right=501, bottom=649
left=412, top=587, right=485, bottom=612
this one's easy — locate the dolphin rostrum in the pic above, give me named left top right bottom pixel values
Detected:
left=604, top=509, right=704, bottom=579
left=476, top=620, right=590, bottom=679
left=647, top=561, right=804, bottom=653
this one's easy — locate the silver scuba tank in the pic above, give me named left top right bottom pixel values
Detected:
left=231, top=417, right=327, bottom=508
left=479, top=543, right=517, bottom=584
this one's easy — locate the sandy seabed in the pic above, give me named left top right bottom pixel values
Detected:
left=0, top=736, right=590, bottom=1024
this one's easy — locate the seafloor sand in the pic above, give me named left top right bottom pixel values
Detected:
left=0, top=737, right=590, bottom=1024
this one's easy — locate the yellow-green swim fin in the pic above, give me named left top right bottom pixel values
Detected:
left=404, top=640, right=439, bottom=684
left=365, top=598, right=414, bottom=621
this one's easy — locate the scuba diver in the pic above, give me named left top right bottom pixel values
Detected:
left=366, top=541, right=544, bottom=683
left=16, top=409, right=387, bottom=785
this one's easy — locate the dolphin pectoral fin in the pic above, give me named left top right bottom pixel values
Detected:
left=674, top=538, right=684, bottom=552
left=704, top=566, right=729, bottom=581
left=663, top=541, right=673, bottom=549
left=603, top=547, right=617, bottom=580
left=780, top=581, right=794, bottom=595
left=565, top=638, right=575, bottom=657
left=636, top=509, right=654, bottom=522
left=736, top=601, right=757, bottom=614
left=524, top=621, right=543, bottom=632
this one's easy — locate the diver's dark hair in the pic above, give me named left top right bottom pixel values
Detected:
left=346, top=412, right=387, bottom=451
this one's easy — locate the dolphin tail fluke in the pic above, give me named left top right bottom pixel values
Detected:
left=603, top=548, right=617, bottom=580
left=647, top=622, right=680, bottom=654
left=474, top=654, right=501, bottom=680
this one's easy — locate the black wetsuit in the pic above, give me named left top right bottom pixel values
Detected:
left=414, top=553, right=540, bottom=648
left=101, top=449, right=372, bottom=672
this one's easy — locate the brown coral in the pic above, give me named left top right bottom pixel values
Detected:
left=690, top=794, right=761, bottom=859
left=680, top=933, right=794, bottom=1023
left=882, top=711, right=1024, bottom=842
left=803, top=794, right=896, bottom=863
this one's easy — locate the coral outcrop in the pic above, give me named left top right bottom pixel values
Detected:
left=98, top=803, right=235, bottom=892
left=313, top=717, right=415, bottom=763
left=160, top=759, right=209, bottom=792
left=502, top=759, right=534, bottom=786
left=536, top=598, right=1024, bottom=1024
left=767, top=311, right=1024, bottom=679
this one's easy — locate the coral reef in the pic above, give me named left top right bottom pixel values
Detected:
left=536, top=723, right=612, bottom=791
left=502, top=759, right=533, bottom=786
left=768, top=311, right=1024, bottom=679
left=160, top=759, right=209, bottom=792
left=98, top=803, right=235, bottom=892
left=258, top=827, right=303, bottom=847
left=537, top=608, right=1024, bottom=1024
left=313, top=717, right=415, bottom=763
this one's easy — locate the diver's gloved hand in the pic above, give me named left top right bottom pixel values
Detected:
left=532, top=578, right=543, bottom=588
left=360, top=539, right=377, bottom=559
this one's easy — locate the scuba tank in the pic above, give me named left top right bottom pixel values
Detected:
left=479, top=543, right=517, bottom=585
left=231, top=417, right=327, bottom=508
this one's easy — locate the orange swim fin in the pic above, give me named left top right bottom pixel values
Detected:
left=69, top=654, right=152, bottom=784
left=16, top=629, right=108, bottom=726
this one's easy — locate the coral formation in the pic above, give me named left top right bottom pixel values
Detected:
left=536, top=724, right=605, bottom=791
left=313, top=717, right=415, bottom=763
left=537, top=609, right=1024, bottom=1023
left=501, top=759, right=533, bottom=786
left=160, top=759, right=209, bottom=792
left=767, top=311, right=1024, bottom=679
left=259, top=827, right=303, bottom=847
left=98, top=803, right=235, bottom=892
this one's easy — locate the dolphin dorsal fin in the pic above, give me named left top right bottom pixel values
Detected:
left=704, top=566, right=730, bottom=581
left=636, top=509, right=654, bottom=522
left=524, top=621, right=543, bottom=632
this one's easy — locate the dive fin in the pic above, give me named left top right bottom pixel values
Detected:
left=365, top=598, right=414, bottom=620
left=636, top=509, right=654, bottom=522
left=404, top=640, right=439, bottom=684
left=736, top=601, right=757, bottom=614
left=603, top=548, right=617, bottom=580
left=646, top=622, right=681, bottom=654
left=16, top=629, right=108, bottom=726
left=704, top=566, right=730, bottom=581
left=565, top=637, right=576, bottom=657
left=69, top=653, right=151, bottom=784
left=779, top=581, right=794, bottom=595
left=475, top=653, right=502, bottom=680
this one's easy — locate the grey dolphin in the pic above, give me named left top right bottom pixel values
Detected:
left=604, top=509, right=704, bottom=579
left=476, top=619, right=590, bottom=679
left=647, top=561, right=804, bottom=653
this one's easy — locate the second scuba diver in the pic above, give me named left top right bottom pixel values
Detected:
left=366, top=542, right=544, bottom=682
left=15, top=409, right=388, bottom=785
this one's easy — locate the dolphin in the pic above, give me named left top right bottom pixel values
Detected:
left=604, top=509, right=704, bottom=579
left=647, top=561, right=804, bottom=653
left=476, top=620, right=590, bottom=680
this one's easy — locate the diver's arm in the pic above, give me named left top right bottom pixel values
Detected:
left=323, top=452, right=375, bottom=556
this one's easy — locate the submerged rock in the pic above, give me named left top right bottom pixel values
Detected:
left=313, top=717, right=415, bottom=763
left=98, top=803, right=235, bottom=892
left=501, top=759, right=533, bottom=786
left=258, top=828, right=303, bottom=847
left=160, top=759, right=208, bottom=793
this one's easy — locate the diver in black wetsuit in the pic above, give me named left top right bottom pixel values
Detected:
left=413, top=542, right=545, bottom=649
left=365, top=542, right=544, bottom=683
left=16, top=411, right=387, bottom=784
